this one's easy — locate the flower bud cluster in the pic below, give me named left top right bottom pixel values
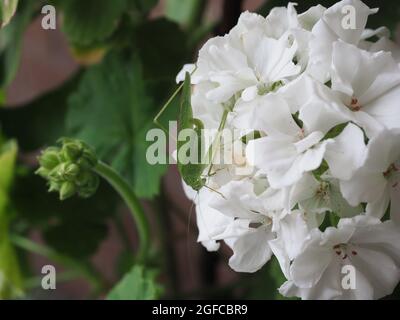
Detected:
left=36, top=139, right=99, bottom=200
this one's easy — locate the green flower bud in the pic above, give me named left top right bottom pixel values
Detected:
left=75, top=171, right=91, bottom=187
left=77, top=174, right=99, bottom=198
left=48, top=180, right=62, bottom=193
left=79, top=149, right=98, bottom=169
left=62, top=163, right=80, bottom=181
left=35, top=167, right=50, bottom=179
left=62, top=142, right=82, bottom=162
left=38, top=147, right=61, bottom=170
left=48, top=163, right=65, bottom=182
left=59, top=181, right=77, bottom=200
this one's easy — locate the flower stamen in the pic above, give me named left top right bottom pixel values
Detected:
left=333, top=244, right=356, bottom=260
left=348, top=97, right=362, bottom=112
left=384, top=163, right=398, bottom=179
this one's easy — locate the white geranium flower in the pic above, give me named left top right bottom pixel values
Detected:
left=340, top=129, right=400, bottom=222
left=292, top=173, right=363, bottom=217
left=277, top=216, right=400, bottom=300
left=192, top=31, right=300, bottom=104
left=208, top=179, right=283, bottom=272
left=244, top=93, right=339, bottom=188
left=331, top=41, right=400, bottom=137
left=307, top=0, right=378, bottom=82
left=177, top=0, right=400, bottom=300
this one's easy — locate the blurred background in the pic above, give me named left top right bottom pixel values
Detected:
left=1, top=0, right=400, bottom=300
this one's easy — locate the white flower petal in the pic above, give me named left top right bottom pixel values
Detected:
left=227, top=227, right=274, bottom=273
left=325, top=123, right=367, bottom=180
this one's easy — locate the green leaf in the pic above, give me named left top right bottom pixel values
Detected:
left=58, top=0, right=127, bottom=46
left=323, top=122, right=348, bottom=140
left=66, top=52, right=166, bottom=198
left=0, top=0, right=35, bottom=87
left=312, top=159, right=329, bottom=180
left=0, top=139, right=23, bottom=299
left=0, top=0, right=18, bottom=28
left=165, top=0, right=201, bottom=25
left=66, top=17, right=190, bottom=198
left=132, top=18, right=189, bottom=131
left=107, top=265, right=162, bottom=300
left=0, top=73, right=81, bottom=151
left=134, top=18, right=189, bottom=85
left=66, top=19, right=186, bottom=198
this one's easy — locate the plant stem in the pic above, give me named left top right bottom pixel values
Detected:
left=94, top=161, right=150, bottom=263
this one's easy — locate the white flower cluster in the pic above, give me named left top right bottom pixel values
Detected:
left=178, top=0, right=400, bottom=300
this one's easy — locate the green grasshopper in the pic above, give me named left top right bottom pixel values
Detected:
left=154, top=71, right=229, bottom=192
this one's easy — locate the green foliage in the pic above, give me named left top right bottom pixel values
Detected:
left=0, top=139, right=23, bottom=298
left=312, top=159, right=329, bottom=180
left=166, top=0, right=202, bottom=26
left=57, top=0, right=128, bottom=47
left=134, top=19, right=189, bottom=93
left=1, top=5, right=190, bottom=297
left=323, top=122, right=348, bottom=140
left=0, top=74, right=81, bottom=150
left=66, top=18, right=187, bottom=199
left=12, top=172, right=117, bottom=259
left=0, top=0, right=18, bottom=28
left=0, top=0, right=35, bottom=88
left=107, top=265, right=162, bottom=300
left=66, top=53, right=164, bottom=198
